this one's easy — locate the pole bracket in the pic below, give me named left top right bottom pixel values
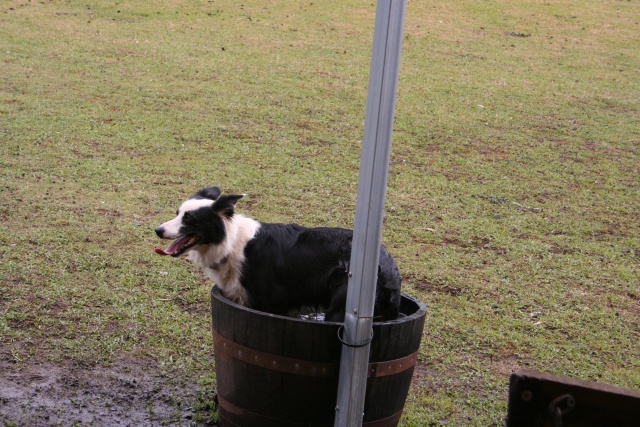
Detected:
left=337, top=325, right=374, bottom=348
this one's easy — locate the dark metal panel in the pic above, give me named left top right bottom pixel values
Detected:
left=507, top=370, right=640, bottom=427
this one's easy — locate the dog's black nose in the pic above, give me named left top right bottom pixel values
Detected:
left=155, top=227, right=165, bottom=238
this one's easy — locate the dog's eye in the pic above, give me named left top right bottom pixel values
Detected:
left=183, top=212, right=192, bottom=221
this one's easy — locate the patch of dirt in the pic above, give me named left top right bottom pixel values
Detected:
left=413, top=280, right=464, bottom=297
left=0, top=356, right=216, bottom=427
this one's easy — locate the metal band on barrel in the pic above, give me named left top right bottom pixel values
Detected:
left=213, top=330, right=418, bottom=378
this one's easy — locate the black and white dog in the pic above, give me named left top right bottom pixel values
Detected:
left=154, top=187, right=401, bottom=322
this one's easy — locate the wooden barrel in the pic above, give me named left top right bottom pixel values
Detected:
left=211, top=286, right=426, bottom=427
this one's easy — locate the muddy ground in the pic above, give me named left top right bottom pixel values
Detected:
left=0, top=356, right=217, bottom=427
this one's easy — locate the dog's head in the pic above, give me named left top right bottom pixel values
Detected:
left=154, top=187, right=244, bottom=257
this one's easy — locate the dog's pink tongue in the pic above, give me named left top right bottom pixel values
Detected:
left=154, top=235, right=191, bottom=256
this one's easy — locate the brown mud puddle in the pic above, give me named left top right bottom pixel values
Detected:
left=0, top=357, right=216, bottom=426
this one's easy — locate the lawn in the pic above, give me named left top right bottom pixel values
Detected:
left=1, top=0, right=638, bottom=425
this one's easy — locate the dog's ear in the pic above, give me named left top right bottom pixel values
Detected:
left=212, top=194, right=244, bottom=218
left=195, top=187, right=221, bottom=200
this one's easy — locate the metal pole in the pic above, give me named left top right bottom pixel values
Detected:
left=334, top=0, right=406, bottom=426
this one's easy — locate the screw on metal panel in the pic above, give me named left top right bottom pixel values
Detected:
left=521, top=390, right=533, bottom=402
left=549, top=394, right=576, bottom=427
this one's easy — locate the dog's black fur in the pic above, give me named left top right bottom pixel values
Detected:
left=155, top=187, right=401, bottom=322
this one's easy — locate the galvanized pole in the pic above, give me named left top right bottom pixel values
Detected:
left=334, top=0, right=406, bottom=426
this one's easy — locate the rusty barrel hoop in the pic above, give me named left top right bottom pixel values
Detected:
left=211, top=286, right=426, bottom=427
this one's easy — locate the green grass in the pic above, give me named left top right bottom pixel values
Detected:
left=1, top=0, right=639, bottom=425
